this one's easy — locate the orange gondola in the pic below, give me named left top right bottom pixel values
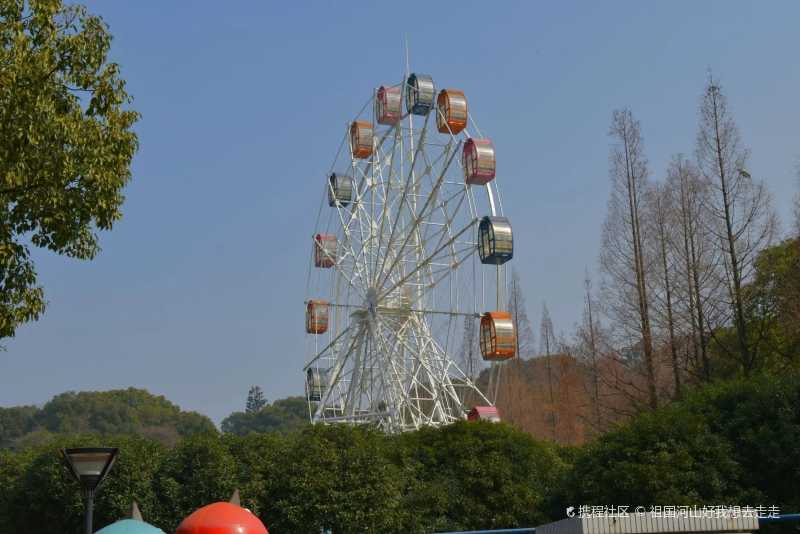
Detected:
left=313, top=234, right=337, bottom=268
left=479, top=311, right=515, bottom=360
left=350, top=120, right=373, bottom=159
left=376, top=85, right=402, bottom=125
left=463, top=138, right=496, bottom=185
left=436, top=89, right=468, bottom=134
left=305, top=300, right=329, bottom=334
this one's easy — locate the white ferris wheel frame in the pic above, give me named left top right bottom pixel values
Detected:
left=303, top=70, right=510, bottom=433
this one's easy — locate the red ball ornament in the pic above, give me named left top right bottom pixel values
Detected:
left=176, top=502, right=268, bottom=534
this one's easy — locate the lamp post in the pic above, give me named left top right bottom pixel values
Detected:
left=62, top=447, right=119, bottom=534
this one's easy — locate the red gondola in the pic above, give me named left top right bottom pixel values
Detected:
left=313, top=234, right=337, bottom=268
left=376, top=85, right=402, bottom=125
left=463, top=138, right=496, bottom=185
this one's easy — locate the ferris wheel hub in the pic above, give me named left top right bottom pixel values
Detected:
left=366, top=287, right=379, bottom=318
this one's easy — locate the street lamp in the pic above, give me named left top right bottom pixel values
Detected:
left=62, top=447, right=119, bottom=534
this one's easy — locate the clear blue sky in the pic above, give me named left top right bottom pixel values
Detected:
left=2, top=1, right=798, bottom=424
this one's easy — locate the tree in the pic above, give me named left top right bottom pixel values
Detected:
left=2, top=434, right=166, bottom=534
left=221, top=396, right=308, bottom=435
left=665, top=156, right=723, bottom=382
left=573, top=273, right=607, bottom=433
left=154, top=433, right=237, bottom=533
left=539, top=303, right=557, bottom=439
left=264, top=425, right=403, bottom=533
left=0, top=0, right=140, bottom=339
left=600, top=108, right=658, bottom=409
left=695, top=74, right=777, bottom=372
left=646, top=181, right=682, bottom=397
left=245, top=386, right=266, bottom=414
left=393, top=421, right=566, bottom=532
left=508, top=268, right=535, bottom=359
left=459, top=315, right=480, bottom=380
left=795, top=164, right=800, bottom=236
left=0, top=389, right=216, bottom=449
left=741, top=239, right=800, bottom=369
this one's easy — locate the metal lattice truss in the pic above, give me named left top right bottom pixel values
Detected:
left=305, top=79, right=507, bottom=433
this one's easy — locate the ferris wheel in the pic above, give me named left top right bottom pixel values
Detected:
left=303, top=70, right=516, bottom=433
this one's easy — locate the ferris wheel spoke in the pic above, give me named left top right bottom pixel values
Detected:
left=374, top=114, right=431, bottom=285
left=314, top=323, right=365, bottom=421
left=376, top=141, right=461, bottom=291
left=303, top=324, right=352, bottom=371
left=378, top=217, right=476, bottom=304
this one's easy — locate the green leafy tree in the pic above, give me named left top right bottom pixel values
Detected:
left=223, top=432, right=290, bottom=523
left=154, top=433, right=237, bottom=533
left=263, top=425, right=403, bottom=533
left=221, top=396, right=308, bottom=435
left=553, top=372, right=800, bottom=514
left=2, top=434, right=165, bottom=534
left=0, top=0, right=139, bottom=339
left=0, top=406, right=37, bottom=447
left=0, top=388, right=216, bottom=449
left=393, top=422, right=567, bottom=532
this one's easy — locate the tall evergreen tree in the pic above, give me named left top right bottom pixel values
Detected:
left=245, top=386, right=267, bottom=414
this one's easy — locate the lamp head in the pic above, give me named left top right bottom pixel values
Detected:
left=62, top=447, right=119, bottom=492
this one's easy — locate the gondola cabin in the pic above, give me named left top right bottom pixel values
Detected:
left=328, top=173, right=353, bottom=207
left=307, top=368, right=326, bottom=401
left=436, top=89, right=468, bottom=134
left=478, top=216, right=513, bottom=265
left=376, top=85, right=402, bottom=125
left=468, top=405, right=501, bottom=423
left=405, top=73, right=435, bottom=116
left=306, top=300, right=329, bottom=334
left=480, top=311, right=515, bottom=360
left=463, top=138, right=496, bottom=185
left=313, top=234, right=337, bottom=268
left=350, top=120, right=373, bottom=159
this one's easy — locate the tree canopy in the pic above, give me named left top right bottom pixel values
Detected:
left=221, top=396, right=308, bottom=435
left=0, top=372, right=798, bottom=533
left=0, top=0, right=139, bottom=339
left=0, top=388, right=215, bottom=449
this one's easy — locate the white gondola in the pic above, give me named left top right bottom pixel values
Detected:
left=328, top=173, right=353, bottom=207
left=478, top=216, right=513, bottom=265
left=406, top=73, right=435, bottom=116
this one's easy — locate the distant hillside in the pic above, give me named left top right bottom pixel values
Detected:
left=0, top=388, right=215, bottom=449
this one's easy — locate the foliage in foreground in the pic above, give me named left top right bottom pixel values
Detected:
left=0, top=0, right=139, bottom=339
left=0, top=372, right=798, bottom=534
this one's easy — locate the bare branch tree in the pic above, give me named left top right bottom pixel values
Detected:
left=645, top=181, right=682, bottom=398
left=539, top=302, right=557, bottom=439
left=459, top=315, right=480, bottom=381
left=599, top=108, right=659, bottom=409
left=508, top=267, right=535, bottom=359
left=695, top=74, right=778, bottom=372
left=665, top=155, right=724, bottom=382
left=795, top=163, right=800, bottom=236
